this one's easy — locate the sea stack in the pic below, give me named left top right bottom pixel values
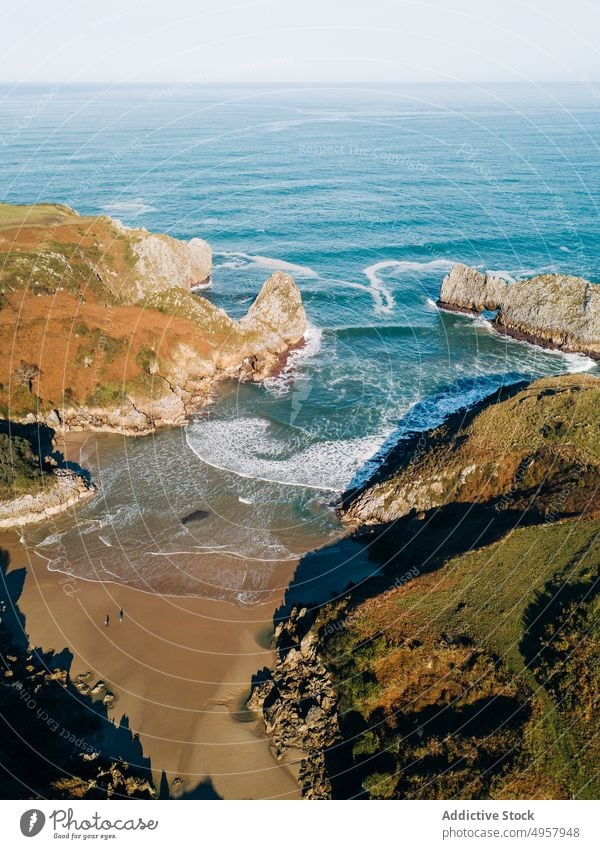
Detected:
left=438, top=263, right=600, bottom=359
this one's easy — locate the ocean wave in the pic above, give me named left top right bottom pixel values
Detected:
left=214, top=251, right=318, bottom=278
left=441, top=306, right=598, bottom=370
left=555, top=352, right=597, bottom=372
left=345, top=373, right=529, bottom=492
left=185, top=416, right=386, bottom=491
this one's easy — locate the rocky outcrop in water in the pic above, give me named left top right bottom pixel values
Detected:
left=438, top=263, right=600, bottom=358
left=248, top=607, right=341, bottom=799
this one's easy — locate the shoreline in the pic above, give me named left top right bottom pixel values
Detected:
left=0, top=469, right=95, bottom=529
left=0, top=427, right=303, bottom=799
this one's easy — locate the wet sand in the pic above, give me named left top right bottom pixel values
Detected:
left=0, top=431, right=302, bottom=800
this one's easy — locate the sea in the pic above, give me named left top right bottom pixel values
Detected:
left=2, top=82, right=599, bottom=601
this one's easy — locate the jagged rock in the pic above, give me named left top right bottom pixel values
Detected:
left=126, top=228, right=212, bottom=299
left=240, top=271, right=307, bottom=350
left=249, top=607, right=341, bottom=798
left=439, top=263, right=600, bottom=358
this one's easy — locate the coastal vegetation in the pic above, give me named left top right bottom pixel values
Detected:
left=0, top=432, right=43, bottom=500
left=0, top=201, right=306, bottom=434
left=251, top=374, right=600, bottom=800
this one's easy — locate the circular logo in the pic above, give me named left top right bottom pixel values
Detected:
left=19, top=810, right=46, bottom=837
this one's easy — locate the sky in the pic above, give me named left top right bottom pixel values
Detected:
left=0, top=0, right=599, bottom=84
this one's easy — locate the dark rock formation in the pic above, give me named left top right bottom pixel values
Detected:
left=248, top=607, right=341, bottom=799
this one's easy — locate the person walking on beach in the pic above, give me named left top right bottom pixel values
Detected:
left=119, top=608, right=124, bottom=623
left=104, top=614, right=110, bottom=627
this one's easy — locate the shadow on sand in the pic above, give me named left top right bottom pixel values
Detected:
left=0, top=548, right=221, bottom=799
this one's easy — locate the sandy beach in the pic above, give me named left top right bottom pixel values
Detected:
left=0, top=432, right=301, bottom=800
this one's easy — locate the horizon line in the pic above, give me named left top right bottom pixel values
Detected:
left=0, top=79, right=596, bottom=86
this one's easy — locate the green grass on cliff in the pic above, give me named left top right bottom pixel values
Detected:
left=141, top=288, right=238, bottom=337
left=0, top=202, right=75, bottom=231
left=319, top=517, right=600, bottom=800
left=312, top=375, right=600, bottom=800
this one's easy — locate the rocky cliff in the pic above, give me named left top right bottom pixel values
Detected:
left=0, top=428, right=95, bottom=528
left=250, top=374, right=600, bottom=799
left=0, top=202, right=307, bottom=434
left=438, top=263, right=600, bottom=358
left=248, top=607, right=341, bottom=799
left=342, top=373, right=600, bottom=526
left=0, top=468, right=95, bottom=528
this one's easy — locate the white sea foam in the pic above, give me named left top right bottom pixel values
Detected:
left=102, top=200, right=157, bottom=216
left=441, top=305, right=597, bottom=371
left=214, top=251, right=318, bottom=278
left=361, top=259, right=456, bottom=315
left=185, top=416, right=386, bottom=491
left=263, top=324, right=324, bottom=395
left=384, top=259, right=457, bottom=275
left=362, top=261, right=397, bottom=314
left=487, top=269, right=516, bottom=283
left=559, top=352, right=597, bottom=372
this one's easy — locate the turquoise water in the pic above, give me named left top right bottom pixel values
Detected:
left=4, top=83, right=599, bottom=599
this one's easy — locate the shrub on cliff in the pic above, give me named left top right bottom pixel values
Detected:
left=0, top=433, right=43, bottom=498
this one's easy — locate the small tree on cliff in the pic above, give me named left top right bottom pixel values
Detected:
left=13, top=362, right=42, bottom=393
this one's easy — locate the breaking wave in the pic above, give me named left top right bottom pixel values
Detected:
left=185, top=416, right=386, bottom=492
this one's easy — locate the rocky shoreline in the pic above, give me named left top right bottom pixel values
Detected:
left=0, top=468, right=95, bottom=529
left=0, top=552, right=156, bottom=799
left=248, top=606, right=342, bottom=799
left=438, top=263, right=600, bottom=359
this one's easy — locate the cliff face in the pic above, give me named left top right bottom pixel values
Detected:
left=122, top=228, right=212, bottom=300
left=439, top=263, right=600, bottom=358
left=0, top=202, right=211, bottom=303
left=251, top=375, right=600, bottom=799
left=248, top=607, right=342, bottom=799
left=0, top=202, right=306, bottom=434
left=342, top=374, right=600, bottom=526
